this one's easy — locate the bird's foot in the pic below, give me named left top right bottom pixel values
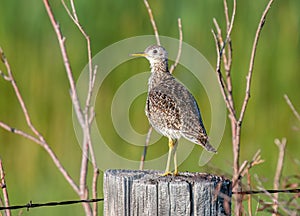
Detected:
left=161, top=171, right=172, bottom=176
left=160, top=170, right=179, bottom=176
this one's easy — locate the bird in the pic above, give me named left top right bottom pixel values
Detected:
left=131, top=45, right=216, bottom=176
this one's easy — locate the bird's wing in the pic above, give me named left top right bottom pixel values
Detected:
left=146, top=85, right=183, bottom=132
left=159, top=78, right=215, bottom=152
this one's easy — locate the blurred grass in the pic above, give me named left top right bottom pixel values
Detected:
left=0, top=0, right=300, bottom=215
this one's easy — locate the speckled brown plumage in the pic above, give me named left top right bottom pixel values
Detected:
left=131, top=45, right=216, bottom=175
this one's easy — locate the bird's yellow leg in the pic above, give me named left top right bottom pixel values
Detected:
left=161, top=138, right=173, bottom=176
left=173, top=140, right=178, bottom=175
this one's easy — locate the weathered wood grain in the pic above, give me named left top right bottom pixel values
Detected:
left=104, top=169, right=231, bottom=216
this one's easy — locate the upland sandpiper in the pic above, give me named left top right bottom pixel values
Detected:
left=131, top=45, right=216, bottom=176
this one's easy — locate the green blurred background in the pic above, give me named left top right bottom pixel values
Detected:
left=0, top=0, right=299, bottom=215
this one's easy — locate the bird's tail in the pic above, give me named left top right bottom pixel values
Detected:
left=195, top=133, right=217, bottom=153
left=203, top=140, right=217, bottom=153
left=181, top=131, right=217, bottom=153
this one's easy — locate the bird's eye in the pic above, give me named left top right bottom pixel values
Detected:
left=153, top=49, right=158, bottom=54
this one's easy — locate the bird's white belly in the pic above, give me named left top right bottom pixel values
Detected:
left=150, top=120, right=182, bottom=140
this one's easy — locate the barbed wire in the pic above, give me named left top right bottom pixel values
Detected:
left=233, top=188, right=300, bottom=195
left=0, top=188, right=299, bottom=211
left=0, top=198, right=103, bottom=211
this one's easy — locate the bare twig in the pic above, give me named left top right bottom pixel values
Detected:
left=239, top=0, right=274, bottom=124
left=231, top=150, right=264, bottom=188
left=139, top=126, right=152, bottom=170
left=246, top=169, right=253, bottom=216
left=44, top=1, right=99, bottom=215
left=169, top=18, right=183, bottom=74
left=0, top=159, right=11, bottom=216
left=237, top=0, right=274, bottom=213
left=222, top=0, right=235, bottom=111
left=43, top=1, right=84, bottom=127
left=0, top=48, right=42, bottom=140
left=92, top=168, right=100, bottom=216
left=140, top=4, right=184, bottom=169
left=212, top=1, right=275, bottom=214
left=284, top=94, right=300, bottom=122
left=139, top=0, right=161, bottom=170
left=212, top=18, right=234, bottom=114
left=273, top=138, right=287, bottom=215
left=61, top=3, right=99, bottom=215
left=0, top=49, right=79, bottom=195
left=143, top=0, right=160, bottom=45
left=69, top=0, right=78, bottom=22
left=211, top=30, right=236, bottom=121
left=221, top=0, right=236, bottom=55
left=255, top=174, right=294, bottom=215
left=240, top=150, right=265, bottom=179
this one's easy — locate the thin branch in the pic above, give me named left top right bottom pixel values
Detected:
left=143, top=0, right=160, bottom=45
left=2, top=1, right=98, bottom=215
left=92, top=168, right=99, bottom=216
left=0, top=48, right=42, bottom=140
left=141, top=2, right=183, bottom=170
left=0, top=122, right=45, bottom=145
left=284, top=94, right=300, bottom=122
left=60, top=1, right=90, bottom=198
left=0, top=70, right=10, bottom=81
left=238, top=150, right=265, bottom=180
left=0, top=122, right=80, bottom=194
left=239, top=0, right=275, bottom=123
left=246, top=169, right=253, bottom=216
left=0, top=160, right=11, bottom=216
left=70, top=0, right=78, bottom=22
left=212, top=18, right=235, bottom=119
left=273, top=138, right=287, bottom=215
left=43, top=2, right=100, bottom=214
left=212, top=1, right=275, bottom=215
left=255, top=174, right=294, bottom=215
left=221, top=0, right=236, bottom=54
left=61, top=0, right=96, bottom=116
left=139, top=126, right=152, bottom=170
left=211, top=30, right=236, bottom=121
left=0, top=51, right=80, bottom=195
left=222, top=0, right=235, bottom=109
left=169, top=18, right=183, bottom=74
left=231, top=149, right=265, bottom=192
left=43, top=0, right=84, bottom=128
left=61, top=1, right=99, bottom=210
left=79, top=139, right=89, bottom=195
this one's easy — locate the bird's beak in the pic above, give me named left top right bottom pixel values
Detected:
left=130, top=52, right=148, bottom=57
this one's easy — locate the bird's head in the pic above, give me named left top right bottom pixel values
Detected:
left=131, top=45, right=168, bottom=66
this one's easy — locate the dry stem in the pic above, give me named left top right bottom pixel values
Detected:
left=43, top=0, right=99, bottom=215
left=273, top=138, right=287, bottom=215
left=212, top=0, right=275, bottom=214
left=0, top=0, right=99, bottom=215
left=284, top=94, right=300, bottom=122
left=61, top=2, right=99, bottom=215
left=255, top=174, right=295, bottom=215
left=140, top=2, right=183, bottom=170
left=143, top=0, right=160, bottom=45
left=139, top=126, right=152, bottom=170
left=0, top=48, right=79, bottom=195
left=0, top=160, right=11, bottom=216
left=169, top=18, right=183, bottom=74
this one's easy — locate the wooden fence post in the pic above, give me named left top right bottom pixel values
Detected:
left=104, top=169, right=232, bottom=216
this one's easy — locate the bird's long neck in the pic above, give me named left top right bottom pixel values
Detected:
left=148, top=59, right=170, bottom=89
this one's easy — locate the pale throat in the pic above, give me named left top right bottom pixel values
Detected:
left=148, top=58, right=170, bottom=89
